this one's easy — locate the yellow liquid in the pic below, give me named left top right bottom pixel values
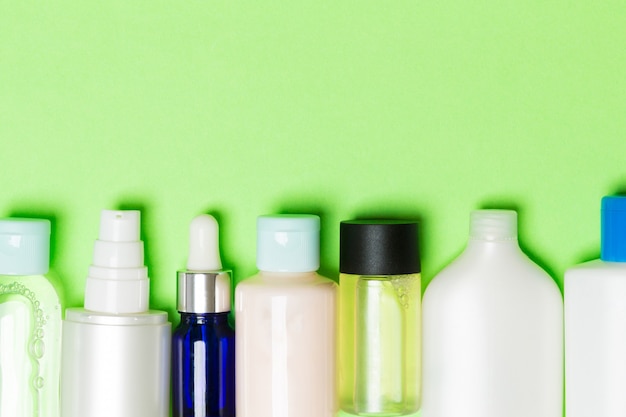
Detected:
left=338, top=273, right=421, bottom=416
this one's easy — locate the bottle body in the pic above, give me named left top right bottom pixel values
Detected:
left=235, top=271, right=337, bottom=417
left=565, top=260, right=626, bottom=417
left=338, top=272, right=421, bottom=416
left=0, top=274, right=61, bottom=417
left=61, top=309, right=171, bottom=417
left=422, top=241, right=563, bottom=417
left=172, top=312, right=235, bottom=417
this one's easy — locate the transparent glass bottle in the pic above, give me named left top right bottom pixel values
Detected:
left=0, top=218, right=61, bottom=417
left=173, top=312, right=235, bottom=417
left=339, top=220, right=421, bottom=416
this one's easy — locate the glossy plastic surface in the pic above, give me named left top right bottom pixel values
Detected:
left=565, top=260, right=626, bottom=416
left=235, top=271, right=337, bottom=417
left=61, top=310, right=171, bottom=417
left=172, top=312, right=235, bottom=417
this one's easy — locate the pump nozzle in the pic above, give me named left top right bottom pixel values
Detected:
left=187, top=214, right=222, bottom=271
left=99, top=210, right=140, bottom=242
left=84, top=209, right=149, bottom=314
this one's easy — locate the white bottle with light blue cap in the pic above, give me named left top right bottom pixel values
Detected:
left=0, top=218, right=62, bottom=417
left=235, top=214, right=337, bottom=417
left=565, top=196, right=626, bottom=417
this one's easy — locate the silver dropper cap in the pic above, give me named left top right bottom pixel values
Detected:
left=177, top=271, right=231, bottom=313
left=177, top=214, right=231, bottom=314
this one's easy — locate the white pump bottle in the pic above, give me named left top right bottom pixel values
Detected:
left=61, top=210, right=171, bottom=417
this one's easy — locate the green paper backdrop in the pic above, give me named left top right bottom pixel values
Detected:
left=1, top=1, right=625, bottom=415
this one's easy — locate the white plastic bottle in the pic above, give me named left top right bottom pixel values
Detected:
left=0, top=218, right=61, bottom=417
left=61, top=210, right=171, bottom=417
left=235, top=214, right=337, bottom=417
left=422, top=210, right=563, bottom=417
left=565, top=196, right=626, bottom=417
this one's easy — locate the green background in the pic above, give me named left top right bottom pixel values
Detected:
left=1, top=1, right=625, bottom=414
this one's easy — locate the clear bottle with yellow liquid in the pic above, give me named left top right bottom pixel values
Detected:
left=338, top=220, right=421, bottom=416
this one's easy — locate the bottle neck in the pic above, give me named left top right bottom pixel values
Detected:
left=179, top=311, right=230, bottom=325
left=464, top=210, right=522, bottom=257
left=469, top=210, right=518, bottom=241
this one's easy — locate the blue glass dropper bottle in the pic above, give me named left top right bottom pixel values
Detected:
left=172, top=214, right=235, bottom=417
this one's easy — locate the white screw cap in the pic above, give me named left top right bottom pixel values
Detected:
left=256, top=214, right=320, bottom=272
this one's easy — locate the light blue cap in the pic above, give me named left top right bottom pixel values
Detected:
left=0, top=218, right=51, bottom=275
left=256, top=215, right=320, bottom=272
left=601, top=196, right=626, bottom=262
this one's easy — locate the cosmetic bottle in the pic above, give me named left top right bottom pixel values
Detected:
left=565, top=196, right=626, bottom=417
left=422, top=210, right=562, bottom=417
left=0, top=218, right=61, bottom=417
left=61, top=210, right=171, bottom=417
left=235, top=214, right=337, bottom=417
left=172, top=214, right=235, bottom=417
left=338, top=220, right=421, bottom=416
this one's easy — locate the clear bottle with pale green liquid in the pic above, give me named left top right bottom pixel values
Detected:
left=339, top=220, right=421, bottom=416
left=0, top=218, right=61, bottom=417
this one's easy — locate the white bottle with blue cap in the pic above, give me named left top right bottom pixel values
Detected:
left=0, top=218, right=61, bottom=417
left=565, top=196, right=626, bottom=417
left=235, top=214, right=337, bottom=417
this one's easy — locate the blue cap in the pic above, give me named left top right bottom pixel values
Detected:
left=0, top=218, right=51, bottom=275
left=601, top=196, right=626, bottom=262
left=256, top=215, right=320, bottom=272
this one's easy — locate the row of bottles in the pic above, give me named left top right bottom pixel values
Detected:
left=1, top=197, right=626, bottom=416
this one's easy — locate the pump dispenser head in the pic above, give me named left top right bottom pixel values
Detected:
left=84, top=210, right=149, bottom=314
left=177, top=214, right=231, bottom=314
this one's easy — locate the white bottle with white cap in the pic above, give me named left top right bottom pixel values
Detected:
left=235, top=214, right=337, bottom=417
left=0, top=218, right=61, bottom=417
left=422, top=210, right=563, bottom=417
left=61, top=210, right=171, bottom=417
